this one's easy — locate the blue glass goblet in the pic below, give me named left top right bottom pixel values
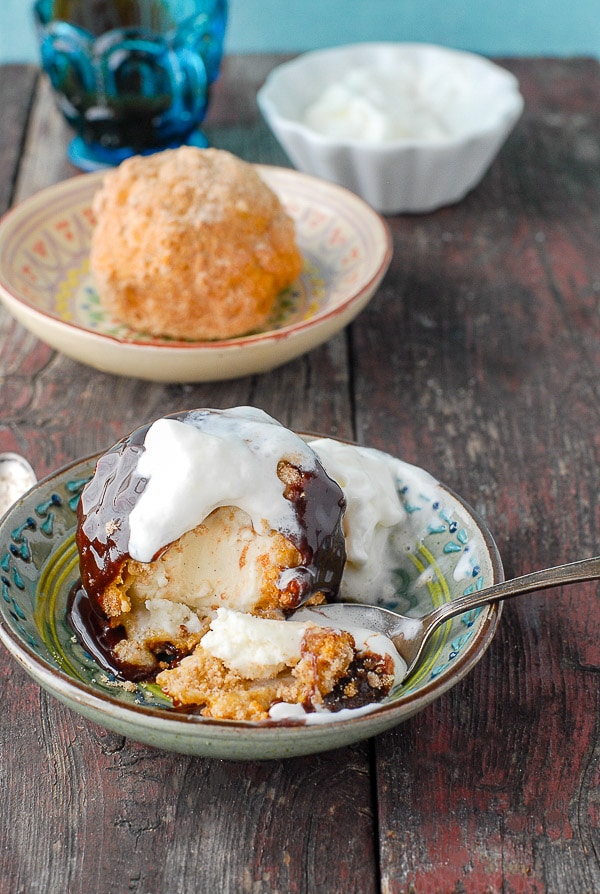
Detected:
left=33, top=0, right=228, bottom=170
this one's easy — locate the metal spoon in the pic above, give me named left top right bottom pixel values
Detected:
left=0, top=453, right=37, bottom=517
left=299, top=555, right=600, bottom=682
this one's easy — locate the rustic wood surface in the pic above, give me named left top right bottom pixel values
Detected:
left=0, top=55, right=599, bottom=894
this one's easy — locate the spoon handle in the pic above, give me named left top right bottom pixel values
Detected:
left=422, top=555, right=600, bottom=630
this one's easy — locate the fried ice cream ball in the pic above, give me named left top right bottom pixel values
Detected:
left=89, top=146, right=303, bottom=340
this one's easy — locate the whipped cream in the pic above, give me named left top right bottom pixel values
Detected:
left=201, top=606, right=406, bottom=685
left=127, top=410, right=422, bottom=602
left=201, top=607, right=308, bottom=678
left=128, top=407, right=319, bottom=564
left=302, top=61, right=476, bottom=143
left=309, top=438, right=409, bottom=601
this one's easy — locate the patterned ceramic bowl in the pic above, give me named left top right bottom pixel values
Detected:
left=0, top=167, right=391, bottom=382
left=258, top=43, right=524, bottom=214
left=0, top=441, right=503, bottom=760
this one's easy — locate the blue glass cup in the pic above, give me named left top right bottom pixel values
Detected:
left=33, top=0, right=228, bottom=170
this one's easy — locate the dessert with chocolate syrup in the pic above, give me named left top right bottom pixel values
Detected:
left=70, top=407, right=405, bottom=721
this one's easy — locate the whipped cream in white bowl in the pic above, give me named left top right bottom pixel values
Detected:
left=258, top=42, right=524, bottom=214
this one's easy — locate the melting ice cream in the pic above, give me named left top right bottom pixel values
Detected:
left=71, top=407, right=411, bottom=722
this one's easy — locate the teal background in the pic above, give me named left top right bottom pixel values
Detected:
left=1, top=0, right=599, bottom=64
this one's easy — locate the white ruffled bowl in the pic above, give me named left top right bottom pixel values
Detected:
left=258, top=43, right=524, bottom=214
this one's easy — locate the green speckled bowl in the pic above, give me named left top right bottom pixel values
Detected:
left=0, top=447, right=503, bottom=760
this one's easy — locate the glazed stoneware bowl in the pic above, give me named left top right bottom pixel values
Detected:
left=0, top=440, right=503, bottom=760
left=0, top=167, right=391, bottom=382
left=258, top=42, right=524, bottom=214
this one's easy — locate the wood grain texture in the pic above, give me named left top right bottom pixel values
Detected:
left=0, top=65, right=38, bottom=215
left=359, top=58, right=600, bottom=894
left=0, top=54, right=599, bottom=893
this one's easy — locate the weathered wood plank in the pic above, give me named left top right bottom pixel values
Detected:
left=0, top=64, right=38, bottom=215
left=13, top=72, right=77, bottom=202
left=359, top=58, right=600, bottom=893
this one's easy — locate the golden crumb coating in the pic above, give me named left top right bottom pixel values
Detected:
left=291, top=626, right=355, bottom=706
left=157, top=624, right=365, bottom=721
left=89, top=146, right=303, bottom=340
left=156, top=648, right=286, bottom=721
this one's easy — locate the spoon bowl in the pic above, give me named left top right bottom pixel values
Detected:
left=0, top=452, right=37, bottom=517
left=303, top=555, right=600, bottom=681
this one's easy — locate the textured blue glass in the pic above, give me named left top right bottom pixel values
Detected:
left=33, top=0, right=228, bottom=168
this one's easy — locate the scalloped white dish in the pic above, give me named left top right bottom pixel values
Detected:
left=0, top=167, right=391, bottom=382
left=258, top=43, right=524, bottom=213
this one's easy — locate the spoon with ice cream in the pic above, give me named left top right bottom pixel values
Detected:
left=298, top=555, right=600, bottom=683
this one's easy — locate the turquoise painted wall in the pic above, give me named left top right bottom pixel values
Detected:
left=1, top=0, right=599, bottom=64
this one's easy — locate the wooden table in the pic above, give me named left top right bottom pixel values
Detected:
left=1, top=55, right=600, bottom=893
